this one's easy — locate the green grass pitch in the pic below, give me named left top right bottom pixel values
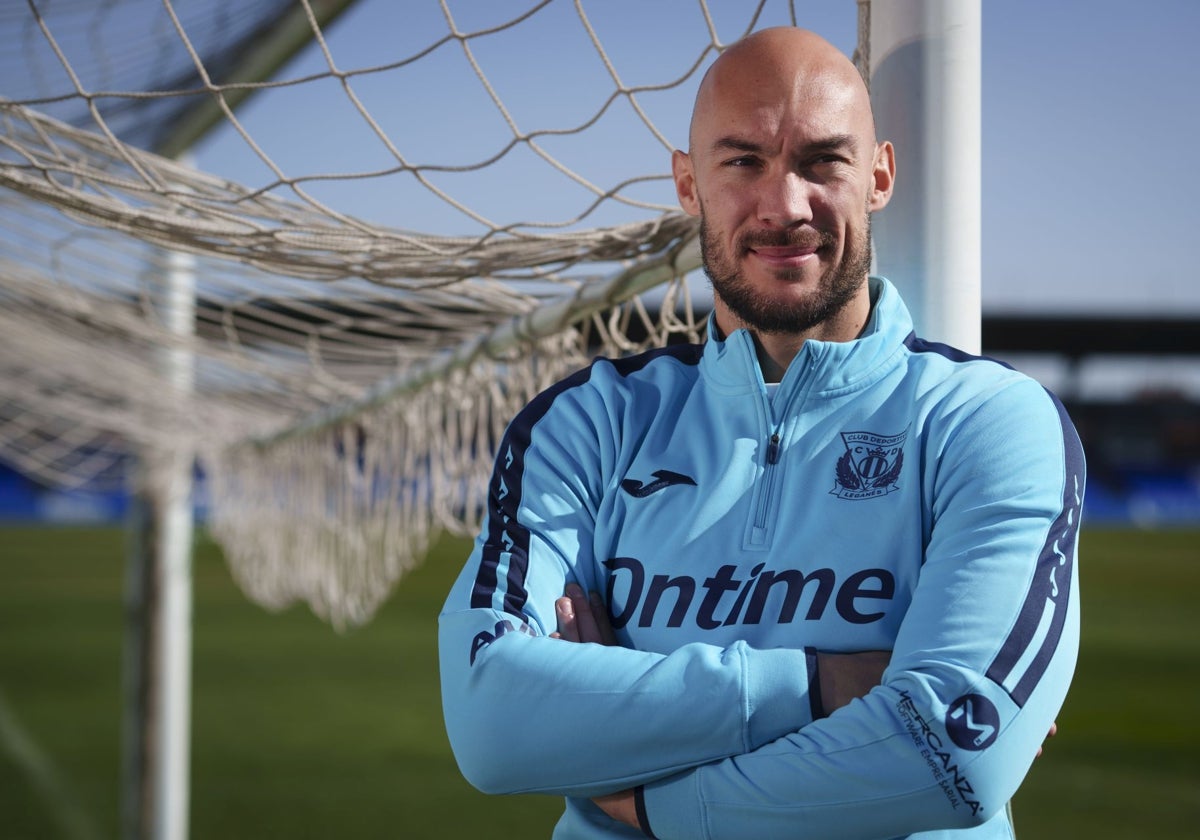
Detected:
left=1, top=525, right=1197, bottom=838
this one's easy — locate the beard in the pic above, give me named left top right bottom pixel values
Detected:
left=701, top=211, right=873, bottom=335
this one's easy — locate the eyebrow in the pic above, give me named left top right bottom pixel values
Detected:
left=711, top=136, right=766, bottom=155
left=709, top=133, right=858, bottom=157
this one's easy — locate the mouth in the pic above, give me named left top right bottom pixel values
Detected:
left=746, top=243, right=821, bottom=269
left=739, top=228, right=831, bottom=270
left=748, top=244, right=816, bottom=264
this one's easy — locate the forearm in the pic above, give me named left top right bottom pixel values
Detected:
left=633, top=402, right=1086, bottom=838
left=439, top=605, right=817, bottom=797
left=638, top=646, right=1075, bottom=839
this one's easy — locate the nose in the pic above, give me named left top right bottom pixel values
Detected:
left=756, top=171, right=812, bottom=228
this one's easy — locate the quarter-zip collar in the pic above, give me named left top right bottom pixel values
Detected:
left=701, top=276, right=913, bottom=403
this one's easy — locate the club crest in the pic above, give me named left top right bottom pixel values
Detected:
left=831, top=430, right=906, bottom=500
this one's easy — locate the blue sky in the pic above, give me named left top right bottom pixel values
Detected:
left=194, top=0, right=1200, bottom=318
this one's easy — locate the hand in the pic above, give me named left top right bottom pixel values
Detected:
left=592, top=792, right=643, bottom=830
left=1036, top=721, right=1058, bottom=758
left=551, top=583, right=617, bottom=645
left=815, top=650, right=890, bottom=716
left=550, top=586, right=634, bottom=824
left=593, top=789, right=640, bottom=829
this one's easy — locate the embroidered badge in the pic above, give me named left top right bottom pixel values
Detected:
left=831, top=430, right=906, bottom=500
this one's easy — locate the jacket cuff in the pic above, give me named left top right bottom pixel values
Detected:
left=638, top=770, right=705, bottom=839
left=807, top=646, right=826, bottom=719
left=743, top=644, right=818, bottom=747
left=633, top=786, right=656, bottom=838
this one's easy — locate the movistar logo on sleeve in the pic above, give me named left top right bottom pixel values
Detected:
left=621, top=469, right=697, bottom=498
left=946, top=694, right=1000, bottom=751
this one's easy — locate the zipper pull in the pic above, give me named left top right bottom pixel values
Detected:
left=766, top=433, right=781, bottom=465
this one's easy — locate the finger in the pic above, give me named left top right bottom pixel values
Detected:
left=566, top=584, right=605, bottom=644
left=555, top=595, right=579, bottom=642
left=1035, top=721, right=1059, bottom=759
left=590, top=590, right=617, bottom=646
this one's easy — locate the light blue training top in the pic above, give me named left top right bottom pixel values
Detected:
left=439, top=277, right=1084, bottom=840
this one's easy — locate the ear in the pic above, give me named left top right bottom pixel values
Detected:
left=868, top=141, right=896, bottom=212
left=672, top=149, right=701, bottom=216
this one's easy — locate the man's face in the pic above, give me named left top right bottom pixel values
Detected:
left=673, top=56, right=893, bottom=337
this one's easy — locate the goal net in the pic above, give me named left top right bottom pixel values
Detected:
left=1, top=0, right=860, bottom=626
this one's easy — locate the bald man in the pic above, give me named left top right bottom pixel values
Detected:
left=678, top=27, right=894, bottom=378
left=440, top=27, right=1082, bottom=839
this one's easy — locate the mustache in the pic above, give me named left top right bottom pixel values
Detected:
left=737, top=228, right=834, bottom=251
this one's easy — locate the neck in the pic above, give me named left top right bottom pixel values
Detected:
left=752, top=334, right=805, bottom=384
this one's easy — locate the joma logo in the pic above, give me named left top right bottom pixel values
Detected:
left=621, top=469, right=697, bottom=498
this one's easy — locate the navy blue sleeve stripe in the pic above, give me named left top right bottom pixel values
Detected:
left=470, top=344, right=704, bottom=616
left=985, top=393, right=1085, bottom=707
left=470, top=364, right=593, bottom=613
left=905, top=333, right=1085, bottom=707
left=902, top=331, right=1015, bottom=370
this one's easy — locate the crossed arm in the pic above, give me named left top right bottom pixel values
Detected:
left=552, top=583, right=895, bottom=829
left=441, top=381, right=1078, bottom=837
left=551, top=583, right=890, bottom=719
left=552, top=583, right=1058, bottom=831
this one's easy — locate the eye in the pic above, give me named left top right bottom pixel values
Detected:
left=801, top=154, right=853, bottom=182
left=810, top=153, right=848, bottom=167
left=724, top=155, right=761, bottom=168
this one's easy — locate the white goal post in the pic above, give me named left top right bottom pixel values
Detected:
left=867, top=0, right=982, bottom=354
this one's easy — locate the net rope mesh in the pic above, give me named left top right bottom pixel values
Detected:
left=0, top=0, right=822, bottom=626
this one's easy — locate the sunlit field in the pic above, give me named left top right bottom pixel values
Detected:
left=2, top=525, right=1197, bottom=838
